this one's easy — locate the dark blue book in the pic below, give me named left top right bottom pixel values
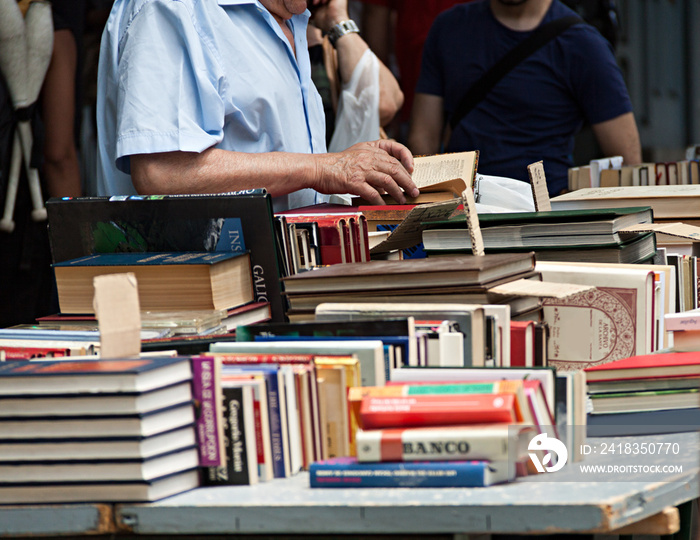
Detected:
left=309, top=457, right=513, bottom=488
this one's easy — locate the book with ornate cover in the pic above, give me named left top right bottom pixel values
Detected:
left=536, top=261, right=656, bottom=371
left=45, top=190, right=287, bottom=322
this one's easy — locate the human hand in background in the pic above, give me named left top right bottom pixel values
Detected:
left=309, top=0, right=348, bottom=34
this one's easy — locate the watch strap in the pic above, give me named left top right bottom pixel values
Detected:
left=327, top=19, right=360, bottom=47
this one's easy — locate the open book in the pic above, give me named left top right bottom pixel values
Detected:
left=353, top=151, right=479, bottom=205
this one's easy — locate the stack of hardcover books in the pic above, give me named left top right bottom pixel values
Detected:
left=0, top=357, right=199, bottom=503
left=584, top=351, right=700, bottom=436
left=309, top=379, right=537, bottom=488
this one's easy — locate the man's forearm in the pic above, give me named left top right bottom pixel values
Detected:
left=131, top=149, right=316, bottom=197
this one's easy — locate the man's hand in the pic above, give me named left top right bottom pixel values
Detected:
left=310, top=0, right=348, bottom=34
left=315, top=139, right=418, bottom=205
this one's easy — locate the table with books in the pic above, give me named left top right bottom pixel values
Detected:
left=113, top=430, right=698, bottom=536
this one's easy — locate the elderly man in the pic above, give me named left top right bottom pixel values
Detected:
left=96, top=0, right=419, bottom=211
left=408, top=0, right=642, bottom=196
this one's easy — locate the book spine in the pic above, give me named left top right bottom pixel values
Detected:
left=359, top=394, right=516, bottom=430
left=355, top=427, right=510, bottom=462
left=664, top=315, right=700, bottom=332
left=264, top=372, right=287, bottom=478
left=191, top=357, right=224, bottom=467
left=309, top=460, right=492, bottom=488
left=203, top=386, right=254, bottom=485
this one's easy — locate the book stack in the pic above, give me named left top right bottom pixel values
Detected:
left=281, top=252, right=538, bottom=323
left=420, top=207, right=657, bottom=264
left=568, top=159, right=700, bottom=192
left=0, top=357, right=199, bottom=504
left=584, top=351, right=700, bottom=436
left=309, top=379, right=537, bottom=488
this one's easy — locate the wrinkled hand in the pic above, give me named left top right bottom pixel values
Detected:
left=315, top=139, right=418, bottom=204
left=310, top=0, right=348, bottom=34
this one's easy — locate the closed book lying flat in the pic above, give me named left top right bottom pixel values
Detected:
left=0, top=446, right=199, bottom=482
left=0, top=426, right=197, bottom=461
left=584, top=351, right=700, bottom=382
left=0, top=468, right=200, bottom=504
left=0, top=382, right=193, bottom=417
left=588, top=388, right=700, bottom=414
left=53, top=251, right=254, bottom=314
left=355, top=424, right=534, bottom=463
left=309, top=457, right=513, bottom=488
left=0, top=357, right=193, bottom=395
left=282, top=253, right=535, bottom=294
left=587, top=408, right=700, bottom=437
left=0, top=403, right=196, bottom=439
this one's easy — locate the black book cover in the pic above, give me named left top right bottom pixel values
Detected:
left=46, top=190, right=286, bottom=322
left=203, top=385, right=255, bottom=486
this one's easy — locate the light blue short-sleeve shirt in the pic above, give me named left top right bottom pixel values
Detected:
left=96, top=0, right=327, bottom=211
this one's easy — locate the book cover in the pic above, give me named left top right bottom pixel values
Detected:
left=203, top=384, right=259, bottom=486
left=510, top=320, right=535, bottom=368
left=587, top=408, right=700, bottom=437
left=282, top=253, right=536, bottom=294
left=0, top=381, right=193, bottom=418
left=355, top=423, right=533, bottom=463
left=190, top=356, right=225, bottom=467
left=359, top=393, right=518, bottom=430
left=309, top=457, right=512, bottom=488
left=0, top=446, right=199, bottom=483
left=45, top=191, right=287, bottom=322
left=0, top=403, right=196, bottom=439
left=0, top=426, right=197, bottom=462
left=0, top=357, right=192, bottom=395
left=584, top=351, right=700, bottom=382
left=537, top=262, right=656, bottom=371
left=0, top=468, right=200, bottom=504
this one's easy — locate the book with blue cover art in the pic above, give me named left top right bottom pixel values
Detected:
left=309, top=457, right=513, bottom=488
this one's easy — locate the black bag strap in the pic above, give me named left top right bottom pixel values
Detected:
left=448, top=15, right=584, bottom=131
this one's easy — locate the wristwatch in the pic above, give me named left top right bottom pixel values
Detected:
left=327, top=19, right=360, bottom=47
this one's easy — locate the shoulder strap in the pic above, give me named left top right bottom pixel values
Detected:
left=448, top=15, right=584, bottom=130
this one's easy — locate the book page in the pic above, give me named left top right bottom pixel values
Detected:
left=412, top=151, right=478, bottom=190
left=94, top=273, right=141, bottom=358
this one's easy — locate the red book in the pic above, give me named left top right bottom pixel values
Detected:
left=584, top=351, right=700, bottom=382
left=510, top=320, right=535, bottom=368
left=359, top=393, right=518, bottom=430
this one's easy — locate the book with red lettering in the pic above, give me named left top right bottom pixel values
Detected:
left=359, top=393, right=518, bottom=430
left=355, top=423, right=535, bottom=463
left=584, top=351, right=700, bottom=382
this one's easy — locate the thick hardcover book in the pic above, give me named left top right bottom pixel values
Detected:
left=0, top=357, right=192, bottom=395
left=588, top=387, right=700, bottom=415
left=584, top=351, right=700, bottom=382
left=309, top=457, right=513, bottom=488
left=53, top=251, right=254, bottom=314
left=355, top=423, right=533, bottom=463
left=510, top=320, right=535, bottom=368
left=0, top=426, right=197, bottom=461
left=0, top=381, right=193, bottom=418
left=0, top=403, right=196, bottom=439
left=282, top=253, right=535, bottom=294
left=0, top=468, right=200, bottom=504
left=587, top=407, right=700, bottom=437
left=359, top=393, right=518, bottom=430
left=0, top=446, right=199, bottom=483
left=537, top=261, right=656, bottom=371
left=550, top=185, right=700, bottom=219
left=190, top=356, right=225, bottom=467
left=203, top=384, right=259, bottom=486
left=45, top=191, right=286, bottom=322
